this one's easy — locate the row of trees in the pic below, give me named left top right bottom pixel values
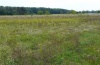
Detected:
left=78, top=10, right=100, bottom=14
left=0, top=6, right=71, bottom=15
left=0, top=6, right=100, bottom=15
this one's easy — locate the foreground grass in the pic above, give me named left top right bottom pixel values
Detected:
left=0, top=14, right=100, bottom=65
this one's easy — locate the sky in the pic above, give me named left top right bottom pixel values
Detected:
left=0, top=0, right=100, bottom=11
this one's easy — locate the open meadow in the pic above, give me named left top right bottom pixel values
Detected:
left=0, top=14, right=100, bottom=65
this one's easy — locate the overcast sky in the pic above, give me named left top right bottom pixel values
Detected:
left=0, top=0, right=100, bottom=11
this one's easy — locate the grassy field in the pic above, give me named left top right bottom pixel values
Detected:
left=0, top=14, right=100, bottom=65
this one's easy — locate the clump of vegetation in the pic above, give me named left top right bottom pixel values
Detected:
left=0, top=14, right=100, bottom=65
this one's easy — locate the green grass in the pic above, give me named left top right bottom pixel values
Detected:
left=0, top=14, right=100, bottom=65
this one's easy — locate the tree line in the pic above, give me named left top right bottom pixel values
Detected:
left=0, top=6, right=71, bottom=15
left=0, top=6, right=100, bottom=15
